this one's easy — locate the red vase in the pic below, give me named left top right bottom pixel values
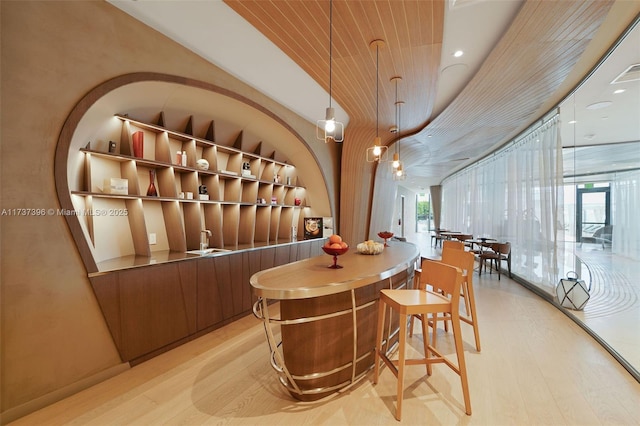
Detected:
left=146, top=169, right=158, bottom=196
left=132, top=131, right=144, bottom=158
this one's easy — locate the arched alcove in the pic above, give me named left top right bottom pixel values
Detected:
left=55, top=73, right=330, bottom=273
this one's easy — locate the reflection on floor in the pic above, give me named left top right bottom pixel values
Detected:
left=571, top=246, right=640, bottom=374
left=406, top=232, right=640, bottom=382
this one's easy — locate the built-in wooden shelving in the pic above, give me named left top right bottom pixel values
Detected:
left=71, top=113, right=308, bottom=269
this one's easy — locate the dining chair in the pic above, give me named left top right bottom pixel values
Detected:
left=478, top=242, right=511, bottom=279
left=431, top=229, right=448, bottom=248
left=373, top=259, right=472, bottom=420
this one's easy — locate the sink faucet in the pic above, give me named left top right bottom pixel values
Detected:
left=200, top=229, right=212, bottom=251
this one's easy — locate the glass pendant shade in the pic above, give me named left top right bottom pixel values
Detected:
left=393, top=163, right=406, bottom=181
left=325, top=120, right=335, bottom=133
left=388, top=77, right=404, bottom=174
left=392, top=152, right=400, bottom=169
left=367, top=136, right=388, bottom=162
left=317, top=107, right=344, bottom=142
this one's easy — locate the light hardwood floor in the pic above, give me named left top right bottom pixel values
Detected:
left=10, top=249, right=640, bottom=425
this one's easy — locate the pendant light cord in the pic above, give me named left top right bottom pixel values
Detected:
left=395, top=78, right=399, bottom=156
left=398, top=101, right=401, bottom=158
left=376, top=43, right=379, bottom=138
left=329, top=0, right=333, bottom=109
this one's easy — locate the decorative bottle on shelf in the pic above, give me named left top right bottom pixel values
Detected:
left=146, top=169, right=158, bottom=196
left=132, top=131, right=144, bottom=158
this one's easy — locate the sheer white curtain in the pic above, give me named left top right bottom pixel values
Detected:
left=612, top=169, right=640, bottom=260
left=442, top=115, right=563, bottom=293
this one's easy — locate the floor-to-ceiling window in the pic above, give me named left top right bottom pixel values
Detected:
left=439, top=17, right=640, bottom=379
left=441, top=114, right=563, bottom=291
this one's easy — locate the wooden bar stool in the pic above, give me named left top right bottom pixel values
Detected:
left=409, top=249, right=481, bottom=352
left=442, top=239, right=464, bottom=251
left=441, top=248, right=481, bottom=352
left=373, top=259, right=472, bottom=420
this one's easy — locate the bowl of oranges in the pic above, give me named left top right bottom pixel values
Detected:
left=322, top=234, right=349, bottom=268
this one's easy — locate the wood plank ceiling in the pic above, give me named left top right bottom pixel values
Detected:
left=225, top=0, right=615, bottom=242
left=225, top=0, right=443, bottom=145
left=225, top=0, right=444, bottom=242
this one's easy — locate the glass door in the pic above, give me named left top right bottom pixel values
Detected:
left=415, top=193, right=430, bottom=232
left=576, top=185, right=610, bottom=243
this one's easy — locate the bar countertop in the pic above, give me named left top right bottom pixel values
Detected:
left=250, top=241, right=420, bottom=300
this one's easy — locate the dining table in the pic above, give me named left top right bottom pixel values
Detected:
left=439, top=231, right=464, bottom=240
left=466, top=237, right=497, bottom=253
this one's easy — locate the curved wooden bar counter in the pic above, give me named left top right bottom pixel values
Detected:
left=251, top=241, right=420, bottom=401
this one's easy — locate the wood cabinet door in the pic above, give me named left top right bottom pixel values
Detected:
left=90, top=261, right=197, bottom=362
left=196, top=251, right=249, bottom=330
left=196, top=257, right=224, bottom=330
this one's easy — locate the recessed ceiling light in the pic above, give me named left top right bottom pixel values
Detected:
left=568, top=120, right=577, bottom=124
left=586, top=101, right=612, bottom=110
left=453, top=50, right=464, bottom=57
left=613, top=89, right=625, bottom=94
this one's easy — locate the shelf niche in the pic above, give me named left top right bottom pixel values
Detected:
left=71, top=112, right=307, bottom=269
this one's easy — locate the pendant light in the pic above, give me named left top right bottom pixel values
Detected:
left=366, top=39, right=388, bottom=162
left=317, top=0, right=343, bottom=143
left=389, top=76, right=402, bottom=171
left=393, top=95, right=406, bottom=181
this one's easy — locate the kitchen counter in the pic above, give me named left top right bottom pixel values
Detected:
left=251, top=241, right=419, bottom=401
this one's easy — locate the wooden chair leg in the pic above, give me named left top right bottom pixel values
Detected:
left=463, top=280, right=481, bottom=352
left=462, top=285, right=471, bottom=316
left=432, top=314, right=439, bottom=352
left=396, top=313, right=407, bottom=421
left=451, top=314, right=472, bottom=415
left=420, top=313, right=432, bottom=376
left=408, top=314, right=414, bottom=337
left=373, top=298, right=386, bottom=384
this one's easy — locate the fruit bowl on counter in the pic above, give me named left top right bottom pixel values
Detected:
left=322, top=245, right=350, bottom=256
left=356, top=240, right=385, bottom=255
left=377, top=231, right=394, bottom=247
left=323, top=234, right=349, bottom=268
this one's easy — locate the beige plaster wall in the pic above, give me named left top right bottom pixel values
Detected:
left=0, top=1, right=339, bottom=421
